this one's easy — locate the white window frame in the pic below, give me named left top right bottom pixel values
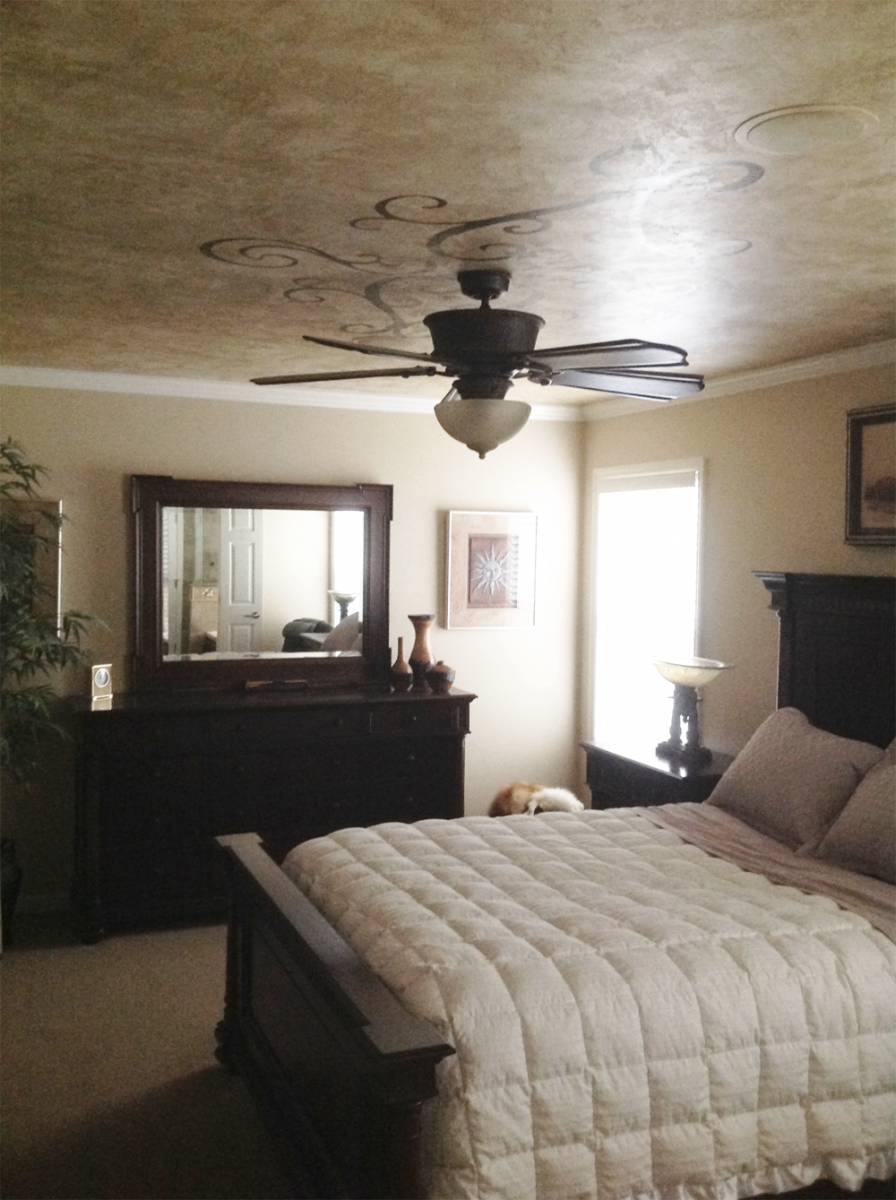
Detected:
left=582, top=457, right=706, bottom=743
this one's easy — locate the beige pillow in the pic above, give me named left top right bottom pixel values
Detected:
left=320, top=612, right=360, bottom=650
left=813, top=745, right=895, bottom=883
left=706, top=708, right=884, bottom=850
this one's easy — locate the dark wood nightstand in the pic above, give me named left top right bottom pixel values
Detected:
left=581, top=738, right=733, bottom=809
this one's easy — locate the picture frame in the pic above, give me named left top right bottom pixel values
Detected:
left=845, top=403, right=895, bottom=546
left=446, top=511, right=537, bottom=629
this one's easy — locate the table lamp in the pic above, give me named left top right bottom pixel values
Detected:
left=328, top=591, right=357, bottom=622
left=653, top=656, right=732, bottom=766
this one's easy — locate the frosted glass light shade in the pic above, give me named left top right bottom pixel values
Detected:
left=433, top=397, right=531, bottom=459
left=653, top=657, right=732, bottom=688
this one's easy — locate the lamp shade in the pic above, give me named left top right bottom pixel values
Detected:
left=653, top=657, right=732, bottom=688
left=433, top=396, right=532, bottom=459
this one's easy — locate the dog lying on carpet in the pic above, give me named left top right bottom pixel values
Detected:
left=488, top=781, right=585, bottom=817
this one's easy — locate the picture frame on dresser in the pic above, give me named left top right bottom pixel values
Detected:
left=845, top=403, right=895, bottom=546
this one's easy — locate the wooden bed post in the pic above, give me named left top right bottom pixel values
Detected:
left=215, top=833, right=454, bottom=1200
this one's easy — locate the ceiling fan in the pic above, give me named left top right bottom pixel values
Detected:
left=252, top=269, right=704, bottom=457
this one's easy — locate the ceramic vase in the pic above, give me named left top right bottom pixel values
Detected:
left=390, top=637, right=413, bottom=691
left=426, top=660, right=456, bottom=695
left=407, top=614, right=436, bottom=689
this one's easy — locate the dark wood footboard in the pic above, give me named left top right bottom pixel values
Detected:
left=215, top=833, right=454, bottom=1200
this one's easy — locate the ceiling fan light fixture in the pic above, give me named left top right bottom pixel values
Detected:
left=433, top=393, right=532, bottom=459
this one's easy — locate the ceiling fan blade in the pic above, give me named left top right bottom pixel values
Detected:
left=548, top=368, right=704, bottom=401
left=252, top=366, right=441, bottom=385
left=527, top=339, right=689, bottom=371
left=303, top=335, right=435, bottom=363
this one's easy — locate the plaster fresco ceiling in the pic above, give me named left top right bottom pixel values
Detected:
left=0, top=0, right=893, bottom=412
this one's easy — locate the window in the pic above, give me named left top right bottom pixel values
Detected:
left=329, top=509, right=365, bottom=624
left=589, top=459, right=703, bottom=744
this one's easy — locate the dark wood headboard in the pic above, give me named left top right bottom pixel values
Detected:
left=755, top=572, right=895, bottom=749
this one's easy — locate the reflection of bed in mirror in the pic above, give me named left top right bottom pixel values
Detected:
left=216, top=573, right=895, bottom=1200
left=163, top=614, right=364, bottom=660
left=281, top=618, right=333, bottom=652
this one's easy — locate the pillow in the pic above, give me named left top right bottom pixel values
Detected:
left=320, top=611, right=360, bottom=650
left=706, top=707, right=884, bottom=850
left=813, top=744, right=895, bottom=882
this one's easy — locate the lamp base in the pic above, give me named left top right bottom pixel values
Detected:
left=655, top=740, right=713, bottom=768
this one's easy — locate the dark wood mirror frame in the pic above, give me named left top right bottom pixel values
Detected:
left=131, top=475, right=392, bottom=693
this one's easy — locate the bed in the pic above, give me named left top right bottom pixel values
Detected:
left=215, top=572, right=895, bottom=1200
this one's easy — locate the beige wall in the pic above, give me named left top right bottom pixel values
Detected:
left=583, top=362, right=895, bottom=760
left=1, top=384, right=583, bottom=904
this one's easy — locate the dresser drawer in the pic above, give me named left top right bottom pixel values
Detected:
left=366, top=779, right=461, bottom=823
left=369, top=702, right=459, bottom=736
left=203, top=706, right=372, bottom=749
left=361, top=737, right=457, bottom=779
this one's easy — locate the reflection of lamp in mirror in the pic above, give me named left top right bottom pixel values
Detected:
left=328, top=591, right=357, bottom=622
left=653, top=657, right=732, bottom=767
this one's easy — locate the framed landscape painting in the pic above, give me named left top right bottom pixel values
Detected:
left=446, top=511, right=537, bottom=629
left=845, top=404, right=895, bottom=546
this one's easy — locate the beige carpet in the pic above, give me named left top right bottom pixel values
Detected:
left=0, top=915, right=295, bottom=1199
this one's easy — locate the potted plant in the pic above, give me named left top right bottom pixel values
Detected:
left=0, top=438, right=95, bottom=939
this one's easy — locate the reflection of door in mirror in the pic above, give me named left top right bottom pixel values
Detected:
left=219, top=508, right=263, bottom=652
left=161, top=506, right=366, bottom=658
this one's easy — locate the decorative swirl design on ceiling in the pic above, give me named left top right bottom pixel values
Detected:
left=198, top=237, right=397, bottom=272
left=351, top=193, right=604, bottom=262
left=200, top=152, right=765, bottom=342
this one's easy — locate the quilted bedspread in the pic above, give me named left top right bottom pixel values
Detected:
left=282, top=809, right=896, bottom=1200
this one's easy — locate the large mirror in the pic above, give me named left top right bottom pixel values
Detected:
left=132, top=476, right=392, bottom=692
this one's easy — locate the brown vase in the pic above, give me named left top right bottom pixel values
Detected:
left=407, top=614, right=436, bottom=689
left=390, top=637, right=413, bottom=691
left=426, top=660, right=456, bottom=695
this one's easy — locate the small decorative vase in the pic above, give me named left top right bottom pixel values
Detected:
left=407, top=614, right=436, bottom=690
left=426, top=660, right=456, bottom=695
left=390, top=637, right=413, bottom=691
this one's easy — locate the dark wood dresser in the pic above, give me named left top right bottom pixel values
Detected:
left=73, top=688, right=475, bottom=940
left=582, top=738, right=732, bottom=810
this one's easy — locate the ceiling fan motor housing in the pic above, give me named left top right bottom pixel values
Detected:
left=424, top=308, right=544, bottom=365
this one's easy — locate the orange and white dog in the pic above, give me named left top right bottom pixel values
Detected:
left=488, top=781, right=584, bottom=817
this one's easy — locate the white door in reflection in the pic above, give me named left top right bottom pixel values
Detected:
left=219, top=508, right=264, bottom=652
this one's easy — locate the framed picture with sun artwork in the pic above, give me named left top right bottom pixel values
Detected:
left=446, top=511, right=537, bottom=629
left=845, top=403, right=895, bottom=546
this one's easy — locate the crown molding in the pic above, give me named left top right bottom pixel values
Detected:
left=3, top=339, right=892, bottom=425
left=584, top=340, right=896, bottom=421
left=0, top=365, right=580, bottom=422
